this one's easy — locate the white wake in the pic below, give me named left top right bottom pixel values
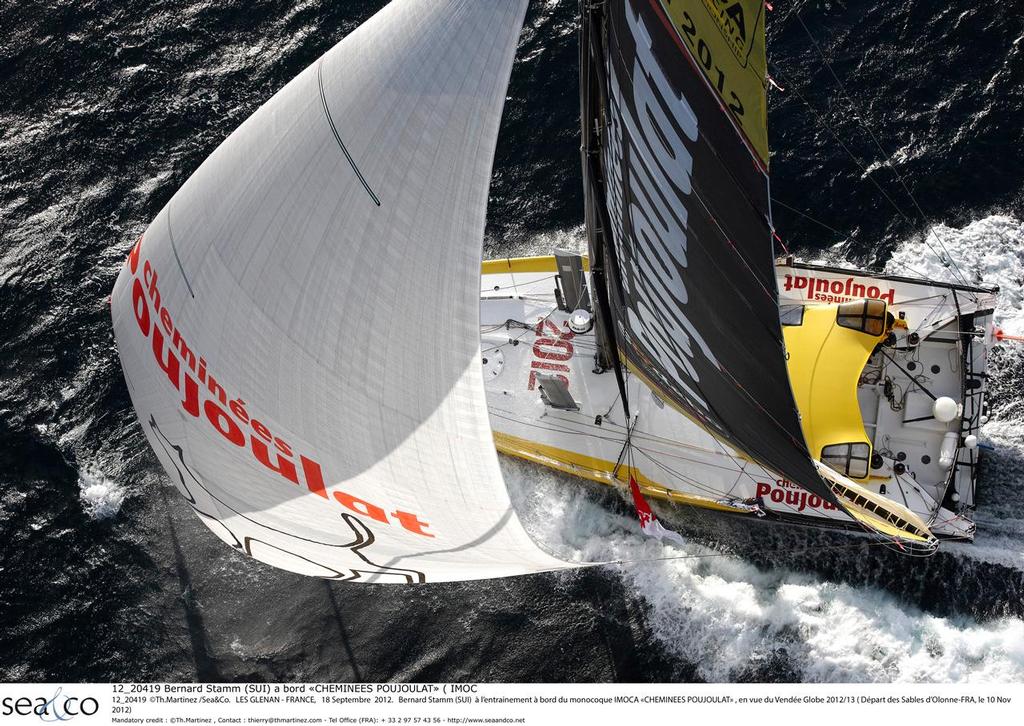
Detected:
left=500, top=215, right=1024, bottom=682
left=503, top=452, right=1024, bottom=682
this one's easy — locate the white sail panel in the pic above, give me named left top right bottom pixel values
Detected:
left=111, top=0, right=568, bottom=582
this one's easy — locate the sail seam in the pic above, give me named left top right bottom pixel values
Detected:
left=317, top=59, right=382, bottom=208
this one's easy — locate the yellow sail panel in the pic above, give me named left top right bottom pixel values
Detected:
left=657, top=0, right=768, bottom=166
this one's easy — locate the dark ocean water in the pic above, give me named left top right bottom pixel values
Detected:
left=2, top=0, right=1024, bottom=683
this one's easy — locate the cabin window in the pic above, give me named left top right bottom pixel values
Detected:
left=836, top=299, right=887, bottom=336
left=821, top=442, right=871, bottom=479
left=780, top=305, right=805, bottom=326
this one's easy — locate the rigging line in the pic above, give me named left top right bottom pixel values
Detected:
left=479, top=301, right=573, bottom=355
left=891, top=470, right=911, bottom=510
left=888, top=260, right=943, bottom=282
left=561, top=422, right=757, bottom=479
left=626, top=357, right=786, bottom=495
left=626, top=429, right=719, bottom=528
left=792, top=10, right=974, bottom=296
left=487, top=411, right=626, bottom=445
left=626, top=348, right=829, bottom=506
left=480, top=327, right=533, bottom=353
left=317, top=59, right=381, bottom=207
left=480, top=273, right=594, bottom=355
left=913, top=293, right=953, bottom=337
left=894, top=473, right=942, bottom=522
left=480, top=317, right=535, bottom=334
left=624, top=440, right=718, bottom=535
left=557, top=410, right=760, bottom=466
left=876, top=347, right=939, bottom=402
left=922, top=292, right=951, bottom=324
left=630, top=444, right=753, bottom=503
left=560, top=413, right=750, bottom=464
left=614, top=166, right=790, bottom=358
left=481, top=274, right=557, bottom=293
left=770, top=61, right=970, bottom=288
left=929, top=510, right=967, bottom=529
left=627, top=427, right=715, bottom=534
left=606, top=101, right=864, bottom=350
left=686, top=176, right=779, bottom=306
left=709, top=363, right=851, bottom=512
left=723, top=457, right=755, bottom=500
left=769, top=65, right=918, bottom=228
left=715, top=360, right=814, bottom=456
left=896, top=471, right=941, bottom=516
left=612, top=415, right=638, bottom=481
left=770, top=197, right=845, bottom=237
left=769, top=63, right=973, bottom=290
left=630, top=438, right=753, bottom=476
left=515, top=294, right=590, bottom=306
left=681, top=412, right=773, bottom=500
left=886, top=292, right=950, bottom=306
left=600, top=389, right=622, bottom=418
left=632, top=375, right=792, bottom=505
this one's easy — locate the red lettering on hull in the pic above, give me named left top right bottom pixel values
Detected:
left=756, top=479, right=836, bottom=513
left=527, top=319, right=575, bottom=390
left=783, top=274, right=896, bottom=307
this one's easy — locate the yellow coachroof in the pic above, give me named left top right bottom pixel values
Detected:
left=783, top=299, right=889, bottom=481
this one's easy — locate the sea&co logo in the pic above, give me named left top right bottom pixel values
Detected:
left=1, top=688, right=99, bottom=721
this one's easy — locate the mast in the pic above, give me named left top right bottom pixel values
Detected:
left=579, top=0, right=631, bottom=420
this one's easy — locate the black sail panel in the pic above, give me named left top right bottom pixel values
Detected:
left=598, top=0, right=837, bottom=505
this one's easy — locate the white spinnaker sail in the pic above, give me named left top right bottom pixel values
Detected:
left=111, top=0, right=569, bottom=583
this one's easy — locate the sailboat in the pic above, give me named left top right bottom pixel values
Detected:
left=110, top=0, right=998, bottom=583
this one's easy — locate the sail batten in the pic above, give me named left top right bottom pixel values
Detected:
left=112, top=0, right=568, bottom=583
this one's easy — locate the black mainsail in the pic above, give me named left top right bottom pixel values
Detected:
left=581, top=0, right=838, bottom=505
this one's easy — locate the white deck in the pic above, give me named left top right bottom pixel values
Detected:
left=480, top=258, right=997, bottom=542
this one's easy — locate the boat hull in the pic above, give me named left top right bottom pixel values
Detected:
left=481, top=255, right=997, bottom=544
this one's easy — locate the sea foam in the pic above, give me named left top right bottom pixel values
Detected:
left=885, top=214, right=1024, bottom=334
left=503, top=448, right=1024, bottom=683
left=500, top=216, right=1024, bottom=682
left=77, top=466, right=126, bottom=520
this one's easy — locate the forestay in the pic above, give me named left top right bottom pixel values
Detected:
left=111, top=0, right=569, bottom=583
